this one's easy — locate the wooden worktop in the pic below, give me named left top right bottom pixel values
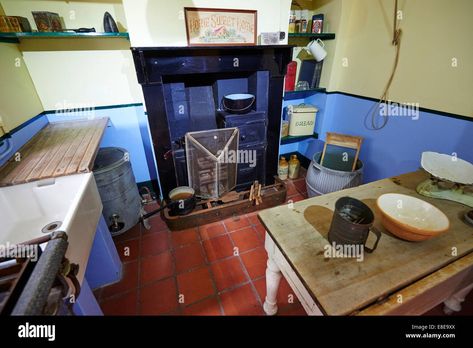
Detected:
left=0, top=118, right=108, bottom=186
left=258, top=171, right=473, bottom=315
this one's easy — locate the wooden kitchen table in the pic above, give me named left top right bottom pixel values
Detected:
left=258, top=171, right=473, bottom=315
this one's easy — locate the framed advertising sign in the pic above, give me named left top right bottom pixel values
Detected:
left=184, top=8, right=257, bottom=46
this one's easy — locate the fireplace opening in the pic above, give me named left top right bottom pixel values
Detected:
left=163, top=70, right=269, bottom=193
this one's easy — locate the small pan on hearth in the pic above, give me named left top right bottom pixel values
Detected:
left=141, top=186, right=196, bottom=220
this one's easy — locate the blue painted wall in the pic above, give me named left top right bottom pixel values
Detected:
left=0, top=115, right=48, bottom=167
left=3, top=95, right=471, bottom=190
left=301, top=93, right=473, bottom=183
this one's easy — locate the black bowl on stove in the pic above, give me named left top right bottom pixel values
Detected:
left=221, top=94, right=255, bottom=114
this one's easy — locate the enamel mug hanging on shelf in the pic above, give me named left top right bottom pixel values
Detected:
left=306, top=39, right=327, bottom=62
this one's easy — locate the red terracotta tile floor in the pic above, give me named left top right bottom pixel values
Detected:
left=96, top=210, right=309, bottom=316
left=95, top=172, right=473, bottom=316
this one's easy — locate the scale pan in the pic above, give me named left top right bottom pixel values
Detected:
left=421, top=151, right=473, bottom=185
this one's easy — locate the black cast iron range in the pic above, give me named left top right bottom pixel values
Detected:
left=131, top=45, right=293, bottom=198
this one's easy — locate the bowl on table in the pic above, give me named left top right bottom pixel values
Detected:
left=376, top=193, right=450, bottom=241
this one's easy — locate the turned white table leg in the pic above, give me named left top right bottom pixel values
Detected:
left=263, top=257, right=282, bottom=315
left=443, top=283, right=473, bottom=315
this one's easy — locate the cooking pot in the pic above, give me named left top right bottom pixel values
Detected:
left=221, top=94, right=255, bottom=114
left=141, top=186, right=196, bottom=220
left=167, top=186, right=196, bottom=215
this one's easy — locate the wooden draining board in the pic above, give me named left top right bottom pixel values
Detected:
left=258, top=171, right=473, bottom=315
left=0, top=118, right=108, bottom=186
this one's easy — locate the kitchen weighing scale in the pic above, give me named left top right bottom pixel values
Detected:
left=417, top=151, right=473, bottom=208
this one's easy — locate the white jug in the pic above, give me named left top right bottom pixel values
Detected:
left=306, top=39, right=327, bottom=62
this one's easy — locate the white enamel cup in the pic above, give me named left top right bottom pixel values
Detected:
left=306, top=39, right=327, bottom=62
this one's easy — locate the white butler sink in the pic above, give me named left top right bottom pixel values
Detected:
left=0, top=173, right=102, bottom=284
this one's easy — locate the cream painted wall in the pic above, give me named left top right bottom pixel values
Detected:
left=21, top=48, right=142, bottom=110
left=316, top=0, right=473, bottom=118
left=122, top=0, right=292, bottom=46
left=310, top=0, right=344, bottom=90
left=1, top=0, right=293, bottom=126
left=1, top=0, right=142, bottom=110
left=3, top=0, right=470, bottom=122
left=1, top=0, right=127, bottom=32
left=0, top=43, right=43, bottom=135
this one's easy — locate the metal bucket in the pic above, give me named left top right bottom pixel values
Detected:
left=306, top=151, right=363, bottom=197
left=93, top=147, right=142, bottom=236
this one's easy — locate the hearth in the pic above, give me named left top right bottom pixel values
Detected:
left=131, top=46, right=293, bottom=198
